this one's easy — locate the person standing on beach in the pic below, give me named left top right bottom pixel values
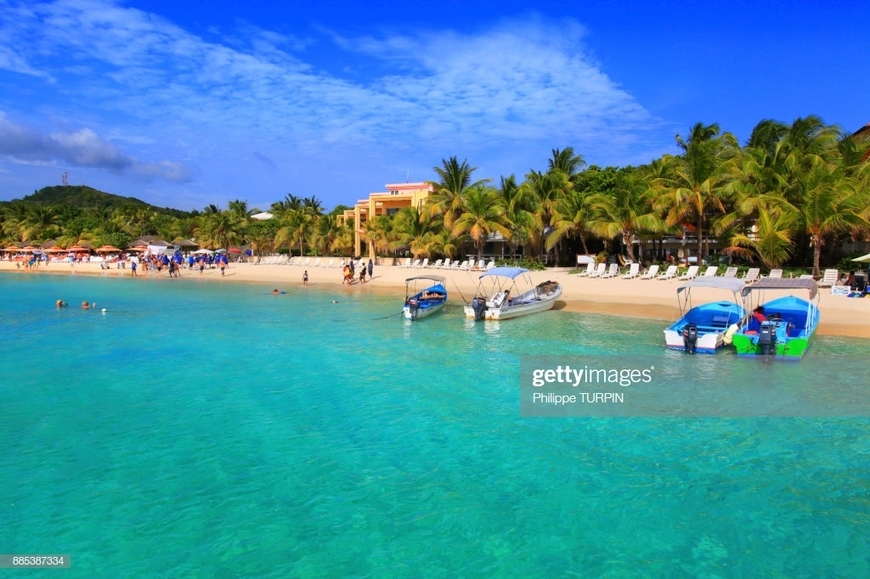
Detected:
left=367, top=259, right=373, bottom=279
left=303, top=270, right=309, bottom=286
left=131, top=259, right=137, bottom=276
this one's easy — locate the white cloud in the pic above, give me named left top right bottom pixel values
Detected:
left=0, top=113, right=194, bottom=181
left=0, top=0, right=668, bottom=207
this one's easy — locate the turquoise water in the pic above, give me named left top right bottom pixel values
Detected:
left=1, top=272, right=869, bottom=578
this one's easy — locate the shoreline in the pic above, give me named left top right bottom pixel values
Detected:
left=3, top=259, right=868, bottom=339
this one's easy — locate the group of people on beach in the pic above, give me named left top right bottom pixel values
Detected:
left=342, top=259, right=374, bottom=285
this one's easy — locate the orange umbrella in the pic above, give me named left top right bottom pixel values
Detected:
left=95, top=245, right=121, bottom=253
left=68, top=245, right=89, bottom=252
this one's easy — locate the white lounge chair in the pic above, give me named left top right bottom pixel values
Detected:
left=587, top=263, right=607, bottom=278
left=657, top=265, right=678, bottom=280
left=475, top=259, right=486, bottom=271
left=451, top=260, right=462, bottom=270
left=621, top=263, right=640, bottom=279
left=417, top=258, right=428, bottom=268
left=430, top=259, right=442, bottom=269
left=599, top=263, right=619, bottom=278
left=721, top=266, right=738, bottom=278
left=677, top=265, right=699, bottom=281
left=742, top=267, right=760, bottom=284
left=459, top=260, right=471, bottom=271
left=485, top=260, right=496, bottom=270
left=817, top=269, right=838, bottom=288
left=577, top=262, right=596, bottom=277
left=410, top=259, right=421, bottom=268
left=701, top=265, right=718, bottom=277
left=639, top=264, right=660, bottom=279
left=767, top=268, right=783, bottom=279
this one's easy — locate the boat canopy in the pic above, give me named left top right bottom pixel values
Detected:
left=478, top=267, right=529, bottom=279
left=404, top=275, right=447, bottom=284
left=676, top=277, right=745, bottom=295
left=741, top=278, right=819, bottom=300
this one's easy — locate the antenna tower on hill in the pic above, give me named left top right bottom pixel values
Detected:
left=61, top=172, right=68, bottom=186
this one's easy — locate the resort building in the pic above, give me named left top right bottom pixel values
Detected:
left=341, top=182, right=434, bottom=259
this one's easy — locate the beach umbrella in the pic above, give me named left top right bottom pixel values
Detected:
left=215, top=248, right=227, bottom=254
left=228, top=247, right=242, bottom=254
left=95, top=245, right=121, bottom=253
left=851, top=253, right=870, bottom=263
left=193, top=248, right=214, bottom=255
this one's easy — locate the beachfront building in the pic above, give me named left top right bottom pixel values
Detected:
left=341, top=182, right=434, bottom=260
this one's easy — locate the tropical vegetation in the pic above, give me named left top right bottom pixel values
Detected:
left=2, top=116, right=869, bottom=275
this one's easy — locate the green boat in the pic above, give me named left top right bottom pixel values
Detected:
left=728, top=278, right=820, bottom=360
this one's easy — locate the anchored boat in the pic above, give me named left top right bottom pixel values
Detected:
left=664, top=277, right=747, bottom=354
left=464, top=267, right=561, bottom=321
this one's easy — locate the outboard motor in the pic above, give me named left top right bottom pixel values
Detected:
left=758, top=321, right=777, bottom=358
left=407, top=298, right=419, bottom=321
left=682, top=323, right=698, bottom=354
left=471, top=296, right=488, bottom=321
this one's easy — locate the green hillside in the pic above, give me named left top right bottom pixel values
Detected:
left=6, top=185, right=190, bottom=217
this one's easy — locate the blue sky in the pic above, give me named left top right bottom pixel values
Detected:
left=0, top=0, right=867, bottom=212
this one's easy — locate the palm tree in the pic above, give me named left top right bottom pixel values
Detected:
left=521, top=168, right=572, bottom=262
left=548, top=147, right=586, bottom=180
left=652, top=122, right=739, bottom=262
left=585, top=168, right=661, bottom=262
left=721, top=201, right=798, bottom=270
left=451, top=185, right=510, bottom=262
left=428, top=156, right=491, bottom=231
left=362, top=215, right=393, bottom=261
left=497, top=175, right=536, bottom=260
left=789, top=156, right=866, bottom=277
left=391, top=205, right=440, bottom=259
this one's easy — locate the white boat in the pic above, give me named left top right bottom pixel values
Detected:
left=664, top=277, right=746, bottom=354
left=403, top=275, right=447, bottom=320
left=464, top=267, right=562, bottom=321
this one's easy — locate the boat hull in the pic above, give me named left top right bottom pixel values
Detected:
left=464, top=284, right=561, bottom=320
left=731, top=333, right=812, bottom=359
left=731, top=295, right=819, bottom=360
left=663, top=301, right=745, bottom=354
left=403, top=301, right=445, bottom=320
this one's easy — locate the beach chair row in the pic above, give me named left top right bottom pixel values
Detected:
left=577, top=263, right=772, bottom=283
left=396, top=258, right=495, bottom=271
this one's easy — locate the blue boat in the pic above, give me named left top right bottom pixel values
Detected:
left=403, top=275, right=448, bottom=321
left=664, top=277, right=746, bottom=354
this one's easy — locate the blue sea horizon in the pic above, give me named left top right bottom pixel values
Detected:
left=2, top=272, right=869, bottom=577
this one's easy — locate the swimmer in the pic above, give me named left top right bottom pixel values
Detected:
left=81, top=301, right=90, bottom=309
left=56, top=299, right=67, bottom=308
left=271, top=289, right=280, bottom=294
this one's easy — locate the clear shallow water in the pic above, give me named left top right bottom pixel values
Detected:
left=1, top=272, right=869, bottom=578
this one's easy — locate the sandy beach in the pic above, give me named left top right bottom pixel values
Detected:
left=3, top=258, right=869, bottom=338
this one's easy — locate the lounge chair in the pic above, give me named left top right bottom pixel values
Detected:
left=440, top=258, right=451, bottom=269
left=742, top=267, right=760, bottom=284
left=678, top=265, right=699, bottom=281
left=701, top=265, right=718, bottom=277
left=410, top=259, right=421, bottom=268
left=817, top=269, right=838, bottom=288
left=721, top=266, right=738, bottom=278
left=767, top=268, right=783, bottom=279
left=398, top=258, right=412, bottom=268
left=587, top=263, right=607, bottom=278
left=639, top=264, right=660, bottom=280
left=621, top=263, right=640, bottom=279
left=476, top=259, right=486, bottom=271
left=485, top=260, right=496, bottom=270
left=429, top=259, right=442, bottom=269
left=459, top=260, right=471, bottom=271
left=600, top=263, right=619, bottom=278
left=657, top=265, right=678, bottom=280
left=577, top=262, right=596, bottom=277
